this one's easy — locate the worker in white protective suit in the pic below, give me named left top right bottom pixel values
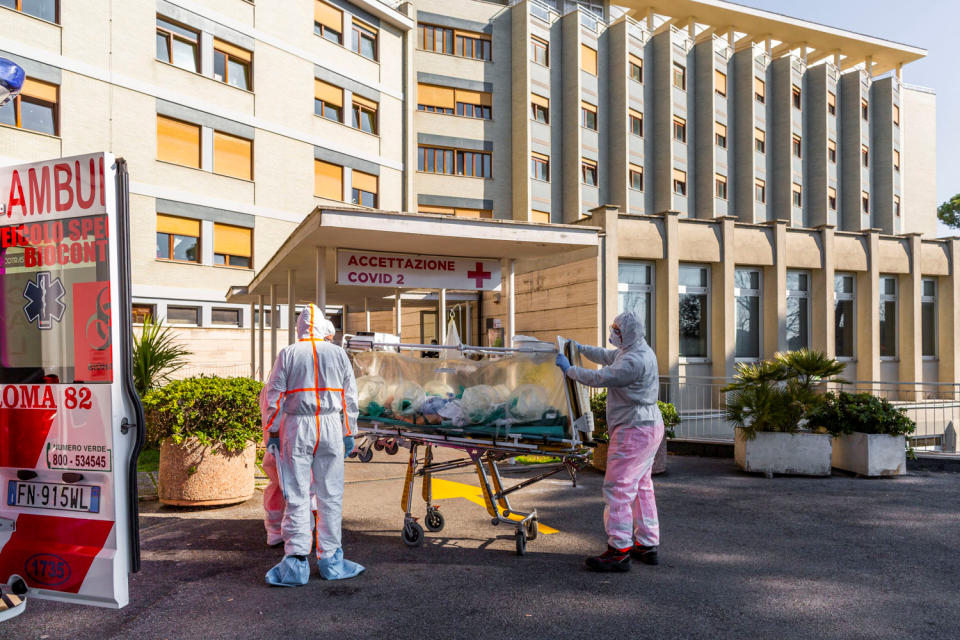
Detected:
left=556, top=310, right=663, bottom=572
left=262, top=304, right=364, bottom=585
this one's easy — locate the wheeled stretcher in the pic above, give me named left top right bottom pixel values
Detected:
left=345, top=338, right=593, bottom=555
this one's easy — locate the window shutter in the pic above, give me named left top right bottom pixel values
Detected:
left=157, top=115, right=201, bottom=168
left=581, top=44, right=597, bottom=74
left=314, top=160, right=343, bottom=200
left=455, top=89, right=491, bottom=106
left=157, top=214, right=200, bottom=237
left=213, top=131, right=253, bottom=180
left=531, top=93, right=549, bottom=108
left=213, top=39, right=252, bottom=62
left=21, top=78, right=58, bottom=102
left=352, top=170, right=378, bottom=194
left=214, top=224, right=252, bottom=257
left=315, top=0, right=342, bottom=31
left=315, top=80, right=343, bottom=107
left=417, top=84, right=455, bottom=109
left=352, top=94, right=378, bottom=110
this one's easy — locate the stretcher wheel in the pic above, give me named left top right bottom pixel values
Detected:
left=348, top=449, right=359, bottom=458
left=402, top=522, right=424, bottom=547
left=385, top=440, right=399, bottom=455
left=425, top=508, right=445, bottom=532
left=358, top=447, right=374, bottom=463
left=373, top=439, right=385, bottom=451
left=526, top=519, right=539, bottom=541
left=515, top=529, right=527, bottom=556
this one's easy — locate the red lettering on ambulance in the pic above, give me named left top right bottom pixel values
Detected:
left=7, top=169, right=26, bottom=217
left=28, top=166, right=51, bottom=215
left=53, top=163, right=74, bottom=212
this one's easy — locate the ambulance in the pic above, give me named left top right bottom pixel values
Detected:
left=0, top=153, right=143, bottom=619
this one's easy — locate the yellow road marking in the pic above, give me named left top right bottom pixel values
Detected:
left=429, top=477, right=559, bottom=534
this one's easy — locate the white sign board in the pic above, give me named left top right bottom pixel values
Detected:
left=337, top=250, right=501, bottom=290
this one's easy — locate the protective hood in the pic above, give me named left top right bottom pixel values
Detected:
left=297, top=304, right=335, bottom=340
left=613, top=310, right=644, bottom=349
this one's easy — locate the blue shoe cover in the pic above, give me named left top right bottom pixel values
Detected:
left=265, top=555, right=310, bottom=587
left=317, top=548, right=365, bottom=580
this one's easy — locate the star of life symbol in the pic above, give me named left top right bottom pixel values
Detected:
left=23, top=271, right=66, bottom=330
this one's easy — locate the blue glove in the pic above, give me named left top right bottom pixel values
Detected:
left=267, top=434, right=280, bottom=452
left=555, top=353, right=571, bottom=373
left=343, top=436, right=355, bottom=459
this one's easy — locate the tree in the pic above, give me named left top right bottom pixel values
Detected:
left=939, top=194, right=960, bottom=230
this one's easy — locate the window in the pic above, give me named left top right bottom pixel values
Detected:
left=0, top=77, right=58, bottom=135
left=531, top=36, right=549, bottom=66
left=861, top=98, right=869, bottom=121
left=673, top=169, right=687, bottom=196
left=156, top=214, right=200, bottom=263
left=417, top=146, right=492, bottom=178
left=618, top=261, right=654, bottom=346
left=351, top=170, right=378, bottom=207
left=792, top=134, right=802, bottom=158
left=755, top=178, right=766, bottom=203
left=629, top=110, right=643, bottom=137
left=754, top=77, right=765, bottom=103
left=417, top=83, right=455, bottom=115
left=456, top=31, right=491, bottom=61
left=629, top=54, right=643, bottom=83
left=792, top=85, right=801, bottom=109
left=715, top=174, right=727, bottom=200
left=861, top=145, right=869, bottom=167
left=715, top=122, right=727, bottom=148
left=581, top=102, right=597, bottom=130
left=894, top=195, right=901, bottom=218
left=828, top=139, right=837, bottom=163
left=315, top=0, right=343, bottom=44
left=581, top=159, right=598, bottom=186
left=828, top=186, right=837, bottom=211
left=673, top=63, right=686, bottom=90
left=213, top=40, right=252, bottom=91
left=834, top=274, right=856, bottom=358
left=352, top=20, right=377, bottom=61
left=629, top=164, right=643, bottom=191
left=156, top=115, right=201, bottom=168
left=213, top=131, right=253, bottom=180
left=893, top=104, right=900, bottom=126
left=531, top=152, right=549, bottom=181
left=418, top=24, right=453, bottom=54
left=456, top=89, right=491, bottom=119
left=678, top=264, right=709, bottom=359
left=792, top=183, right=802, bottom=208
left=879, top=276, right=897, bottom=358
left=156, top=17, right=199, bottom=73
left=531, top=94, right=549, bottom=123
left=314, top=159, right=343, bottom=200
left=827, top=91, right=836, bottom=116
left=673, top=116, right=686, bottom=143
left=894, top=150, right=901, bottom=172
left=921, top=279, right=937, bottom=358
left=1, top=0, right=57, bottom=22
left=862, top=191, right=870, bottom=214
left=212, top=308, right=242, bottom=327
left=715, top=70, right=727, bottom=97
left=581, top=44, right=598, bottom=75
left=213, top=223, right=252, bottom=268
left=315, top=80, right=344, bottom=121
left=755, top=128, right=765, bottom=153
left=132, top=304, right=156, bottom=324
left=418, top=206, right=492, bottom=219
left=167, top=306, right=200, bottom=326
left=735, top=268, right=761, bottom=360
left=786, top=271, right=810, bottom=351
left=352, top=95, right=378, bottom=134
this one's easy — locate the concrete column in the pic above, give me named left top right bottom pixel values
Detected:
left=591, top=205, right=620, bottom=343
left=899, top=233, right=923, bottom=397
left=712, top=217, right=737, bottom=380
left=394, top=289, right=402, bottom=340
left=316, top=247, right=327, bottom=311
left=257, top=295, right=265, bottom=381
left=812, top=225, right=836, bottom=356
left=503, top=258, right=516, bottom=346
left=656, top=212, right=680, bottom=379
left=939, top=239, right=960, bottom=397
left=200, top=31, right=214, bottom=76
left=856, top=230, right=881, bottom=384
left=287, top=269, right=297, bottom=346
left=762, top=220, right=788, bottom=357
left=250, top=302, right=256, bottom=378
left=270, top=284, right=279, bottom=365
left=364, top=297, right=370, bottom=331
left=439, top=289, right=447, bottom=343
left=201, top=220, right=214, bottom=265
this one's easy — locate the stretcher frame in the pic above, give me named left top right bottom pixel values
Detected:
left=346, top=338, right=593, bottom=555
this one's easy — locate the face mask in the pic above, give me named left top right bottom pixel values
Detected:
left=609, top=330, right=622, bottom=347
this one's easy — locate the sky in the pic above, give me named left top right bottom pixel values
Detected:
left=743, top=0, right=958, bottom=237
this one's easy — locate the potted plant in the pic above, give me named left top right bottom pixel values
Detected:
left=144, top=376, right=263, bottom=506
left=589, top=390, right=679, bottom=475
left=809, top=392, right=915, bottom=476
left=724, top=350, right=846, bottom=477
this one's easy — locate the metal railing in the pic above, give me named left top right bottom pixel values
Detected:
left=172, top=362, right=253, bottom=380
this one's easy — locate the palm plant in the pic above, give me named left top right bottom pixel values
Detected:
left=133, top=316, right=191, bottom=397
left=723, top=349, right=846, bottom=440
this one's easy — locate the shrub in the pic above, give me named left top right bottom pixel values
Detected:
left=143, top=376, right=264, bottom=453
left=589, top=390, right=679, bottom=442
left=808, top=392, right=916, bottom=437
left=133, top=316, right=191, bottom=397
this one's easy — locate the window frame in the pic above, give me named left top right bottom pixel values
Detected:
left=862, top=191, right=870, bottom=214
left=352, top=99, right=379, bottom=134
left=629, top=165, right=644, bottom=192
left=879, top=275, right=898, bottom=360
left=1, top=0, right=58, bottom=22
left=156, top=16, right=200, bottom=73
left=678, top=264, right=710, bottom=361
left=629, top=110, right=643, bottom=137
left=156, top=215, right=201, bottom=265
left=455, top=31, right=492, bottom=61
left=132, top=303, right=156, bottom=325
left=213, top=222, right=253, bottom=269
left=417, top=145, right=492, bottom=179
left=213, top=42, right=253, bottom=91
left=834, top=273, right=856, bottom=360
left=715, top=174, right=728, bottom=200
left=673, top=63, right=686, bottom=90
left=418, top=24, right=453, bottom=55
left=792, top=134, right=802, bottom=159
left=531, top=99, right=549, bottom=124
left=862, top=145, right=869, bottom=168
left=581, top=158, right=598, bottom=186
left=921, top=278, right=937, bottom=359
left=0, top=79, right=59, bottom=136
left=581, top=102, right=598, bottom=131
left=754, top=77, right=765, bottom=103
left=755, top=178, right=766, bottom=204
left=792, top=183, right=803, bottom=208
left=673, top=169, right=687, bottom=197
left=715, top=121, right=727, bottom=148
left=673, top=116, right=686, bottom=143
left=629, top=55, right=643, bottom=83
left=211, top=307, right=243, bottom=327
left=827, top=91, right=836, bottom=116
left=861, top=98, right=869, bottom=121
left=618, top=260, right=655, bottom=348
left=714, top=70, right=727, bottom=97
left=531, top=152, right=550, bottom=182
left=351, top=19, right=378, bottom=61
left=755, top=128, right=765, bottom=154
left=734, top=267, right=762, bottom=361
left=828, top=139, right=837, bottom=163
left=531, top=35, right=549, bottom=67
left=166, top=305, right=201, bottom=327
left=828, top=186, right=838, bottom=211
left=786, top=270, right=811, bottom=352
left=792, top=85, right=802, bottom=110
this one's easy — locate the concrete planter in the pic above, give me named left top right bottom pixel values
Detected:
left=591, top=437, right=668, bottom=475
left=158, top=437, right=256, bottom=506
left=734, top=428, right=832, bottom=477
left=831, top=433, right=906, bottom=477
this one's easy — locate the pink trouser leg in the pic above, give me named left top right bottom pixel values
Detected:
left=602, top=422, right=664, bottom=550
left=262, top=448, right=285, bottom=545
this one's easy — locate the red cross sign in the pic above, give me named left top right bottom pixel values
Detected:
left=467, top=262, right=492, bottom=288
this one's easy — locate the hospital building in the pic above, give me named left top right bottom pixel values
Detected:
left=1, top=0, right=958, bottom=432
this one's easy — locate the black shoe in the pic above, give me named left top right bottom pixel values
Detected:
left=630, top=544, right=659, bottom=565
left=584, top=545, right=631, bottom=572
